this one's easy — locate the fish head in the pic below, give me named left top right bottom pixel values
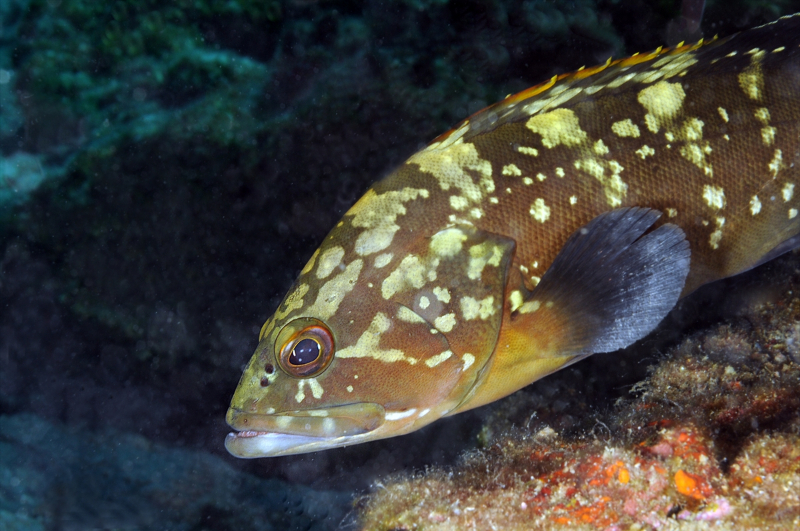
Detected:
left=224, top=215, right=507, bottom=457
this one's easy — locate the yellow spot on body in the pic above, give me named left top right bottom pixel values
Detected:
left=409, top=139, right=493, bottom=205
left=530, top=198, right=551, bottom=223
left=666, top=208, right=678, bottom=218
left=275, top=283, right=309, bottom=320
left=337, top=312, right=417, bottom=364
left=717, top=107, right=729, bottom=123
left=523, top=177, right=533, bottom=185
left=349, top=188, right=430, bottom=256
left=633, top=144, right=654, bottom=160
left=681, top=138, right=713, bottom=177
left=374, top=253, right=393, bottom=268
left=555, top=167, right=565, bottom=178
left=709, top=218, right=724, bottom=249
left=738, top=50, right=765, bottom=100
left=526, top=108, right=587, bottom=149
left=605, top=161, right=627, bottom=207
left=434, top=313, right=457, bottom=333
left=316, top=246, right=345, bottom=279
left=346, top=385, right=354, bottom=393
left=509, top=290, right=523, bottom=312
left=460, top=295, right=495, bottom=320
left=569, top=196, right=577, bottom=205
left=308, top=259, right=363, bottom=319
left=769, top=149, right=783, bottom=178
left=790, top=208, right=798, bottom=219
left=519, top=300, right=541, bottom=314
left=575, top=158, right=603, bottom=179
left=489, top=197, right=499, bottom=204
left=382, top=255, right=428, bottom=299
left=470, top=208, right=483, bottom=219
left=295, top=382, right=306, bottom=403
left=762, top=126, right=776, bottom=145
left=301, top=249, right=320, bottom=275
left=462, top=353, right=475, bottom=370
left=637, top=81, right=686, bottom=133
left=450, top=195, right=469, bottom=210
left=755, top=108, right=770, bottom=123
left=536, top=173, right=546, bottom=182
left=750, top=195, right=762, bottom=215
left=530, top=276, right=541, bottom=286
left=773, top=46, right=785, bottom=53
left=593, top=139, right=609, bottom=156
left=783, top=183, right=795, bottom=202
left=502, top=164, right=522, bottom=176
left=467, top=243, right=504, bottom=280
left=430, top=228, right=467, bottom=257
left=397, top=306, right=425, bottom=323
left=433, top=286, right=451, bottom=303
left=703, top=185, right=726, bottom=210
left=683, top=118, right=704, bottom=141
left=709, top=229, right=723, bottom=249
left=611, top=119, right=640, bottom=138
left=518, top=146, right=539, bottom=156
left=419, top=295, right=430, bottom=309
left=425, top=350, right=453, bottom=368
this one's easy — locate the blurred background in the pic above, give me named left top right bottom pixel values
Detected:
left=2, top=0, right=799, bottom=529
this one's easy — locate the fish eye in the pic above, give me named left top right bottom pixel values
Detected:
left=289, top=338, right=320, bottom=365
left=276, top=318, right=335, bottom=378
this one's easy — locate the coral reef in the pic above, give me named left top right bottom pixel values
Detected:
left=361, top=425, right=800, bottom=530
left=358, top=257, right=800, bottom=529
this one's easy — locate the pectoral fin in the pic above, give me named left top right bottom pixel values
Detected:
left=527, top=207, right=691, bottom=356
left=452, top=207, right=691, bottom=413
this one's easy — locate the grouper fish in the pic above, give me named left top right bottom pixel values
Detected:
left=225, top=13, right=800, bottom=457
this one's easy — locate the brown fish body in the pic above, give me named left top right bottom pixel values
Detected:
left=225, top=14, right=800, bottom=457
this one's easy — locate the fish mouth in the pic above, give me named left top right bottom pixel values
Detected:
left=225, top=402, right=385, bottom=458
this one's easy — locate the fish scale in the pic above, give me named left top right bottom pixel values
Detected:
left=225, top=13, right=800, bottom=457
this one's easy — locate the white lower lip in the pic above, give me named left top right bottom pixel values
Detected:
left=225, top=431, right=332, bottom=458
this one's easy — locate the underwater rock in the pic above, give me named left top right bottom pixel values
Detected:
left=0, top=413, right=350, bottom=531
left=0, top=153, right=47, bottom=208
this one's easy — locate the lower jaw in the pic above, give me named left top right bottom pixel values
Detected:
left=224, top=430, right=337, bottom=458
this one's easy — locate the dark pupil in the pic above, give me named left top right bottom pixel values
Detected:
left=290, top=338, right=320, bottom=365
